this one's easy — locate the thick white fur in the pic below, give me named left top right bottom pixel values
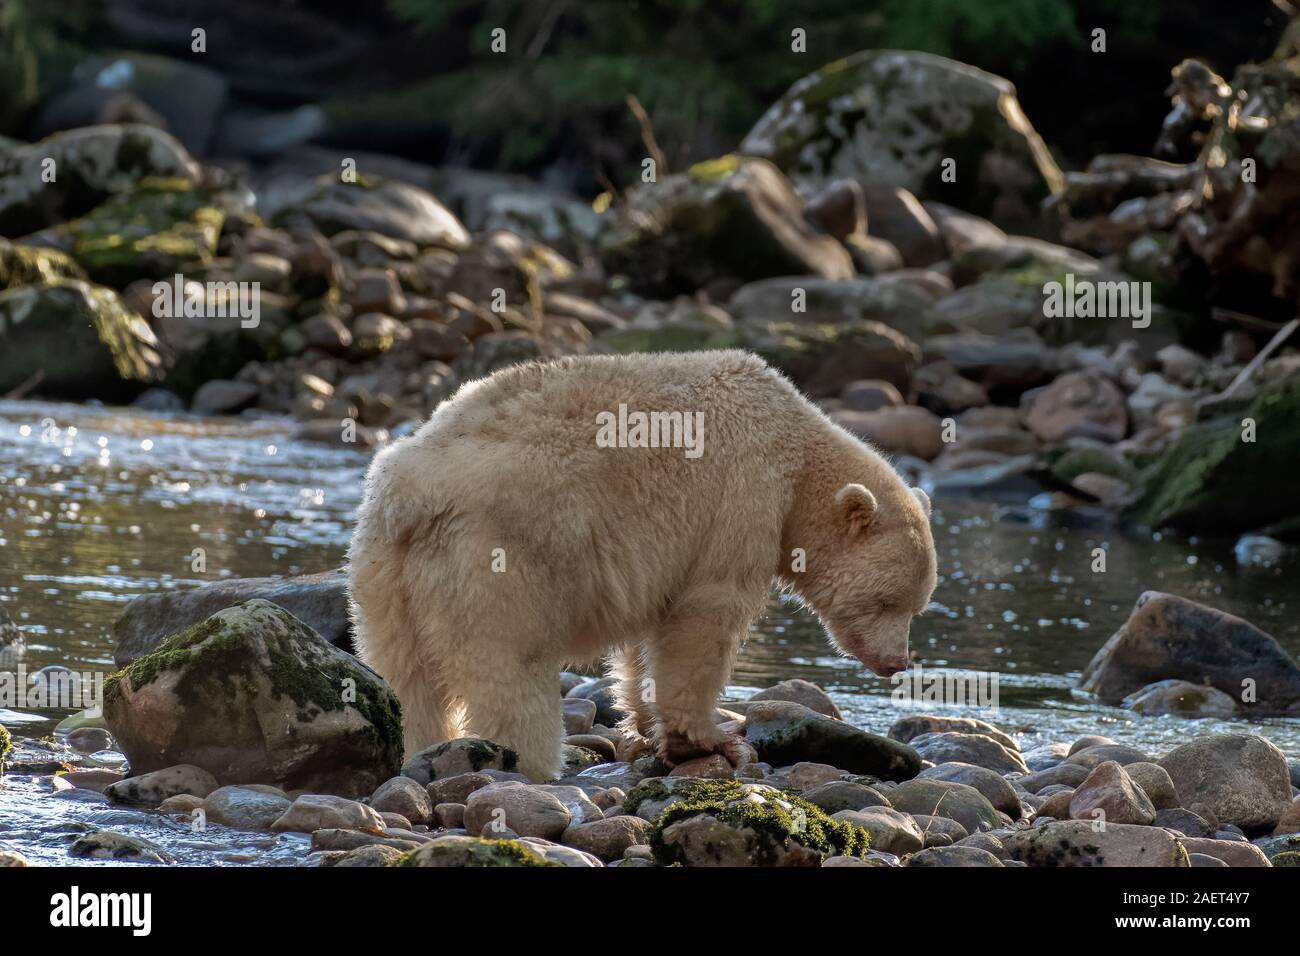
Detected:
left=347, top=350, right=937, bottom=780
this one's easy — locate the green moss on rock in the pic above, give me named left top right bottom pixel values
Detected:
left=645, top=778, right=870, bottom=865
left=1051, top=445, right=1136, bottom=484
left=104, top=600, right=403, bottom=796
left=394, top=837, right=559, bottom=867
left=1128, top=375, right=1300, bottom=534
left=0, top=240, right=86, bottom=290
left=0, top=278, right=163, bottom=400
left=56, top=177, right=224, bottom=286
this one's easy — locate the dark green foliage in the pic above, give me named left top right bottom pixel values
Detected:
left=382, top=0, right=1155, bottom=180
left=0, top=0, right=104, bottom=133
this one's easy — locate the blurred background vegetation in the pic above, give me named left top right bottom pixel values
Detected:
left=0, top=0, right=1289, bottom=188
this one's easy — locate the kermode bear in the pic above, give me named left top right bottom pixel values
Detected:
left=348, top=350, right=937, bottom=781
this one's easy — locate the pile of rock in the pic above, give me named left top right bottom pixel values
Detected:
left=2, top=47, right=1297, bottom=536
left=0, top=593, right=1281, bottom=867
left=17, top=687, right=1298, bottom=867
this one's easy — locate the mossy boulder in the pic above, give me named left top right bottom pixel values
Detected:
left=641, top=777, right=871, bottom=866
left=0, top=124, right=201, bottom=236
left=49, top=177, right=224, bottom=287
left=0, top=278, right=164, bottom=400
left=394, top=835, right=559, bottom=867
left=599, top=155, right=853, bottom=297
left=740, top=51, right=1064, bottom=231
left=1128, top=375, right=1300, bottom=534
left=103, top=599, right=402, bottom=799
left=1050, top=445, right=1136, bottom=485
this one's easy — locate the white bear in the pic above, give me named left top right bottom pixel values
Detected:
left=348, top=350, right=937, bottom=781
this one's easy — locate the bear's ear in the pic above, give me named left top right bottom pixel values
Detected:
left=911, top=486, right=932, bottom=518
left=836, top=483, right=878, bottom=537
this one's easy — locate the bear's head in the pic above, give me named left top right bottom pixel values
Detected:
left=809, top=483, right=937, bottom=677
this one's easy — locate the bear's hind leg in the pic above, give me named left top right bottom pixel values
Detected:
left=646, top=584, right=758, bottom=768
left=608, top=643, right=656, bottom=738
left=457, top=661, right=563, bottom=782
left=389, top=659, right=460, bottom=759
left=349, top=538, right=459, bottom=759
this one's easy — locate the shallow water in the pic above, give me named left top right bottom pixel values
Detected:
left=1, top=399, right=1298, bottom=865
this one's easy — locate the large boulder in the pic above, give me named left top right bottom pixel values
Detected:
left=103, top=599, right=402, bottom=798
left=112, top=569, right=353, bottom=667
left=1128, top=374, right=1300, bottom=534
left=1158, top=735, right=1293, bottom=833
left=1079, top=591, right=1300, bottom=715
left=0, top=124, right=201, bottom=235
left=740, top=51, right=1064, bottom=230
left=644, top=778, right=870, bottom=867
left=598, top=155, right=853, bottom=297
left=42, top=178, right=225, bottom=287
left=742, top=700, right=921, bottom=780
left=0, top=279, right=164, bottom=400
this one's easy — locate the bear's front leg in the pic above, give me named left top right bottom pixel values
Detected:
left=646, top=586, right=758, bottom=768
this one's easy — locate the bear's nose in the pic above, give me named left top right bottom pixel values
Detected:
left=860, top=653, right=909, bottom=677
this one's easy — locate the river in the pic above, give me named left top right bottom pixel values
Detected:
left=1, top=398, right=1297, bottom=864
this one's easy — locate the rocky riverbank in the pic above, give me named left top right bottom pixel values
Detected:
left=2, top=587, right=1299, bottom=868
left=3, top=38, right=1300, bottom=543
left=5, top=24, right=1300, bottom=870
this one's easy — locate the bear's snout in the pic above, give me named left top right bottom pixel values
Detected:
left=857, top=652, right=910, bottom=678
